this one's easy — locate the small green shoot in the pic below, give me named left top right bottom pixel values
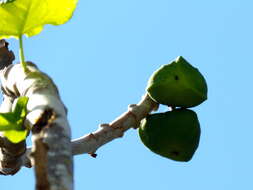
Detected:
left=13, top=96, right=29, bottom=119
left=0, top=96, right=29, bottom=143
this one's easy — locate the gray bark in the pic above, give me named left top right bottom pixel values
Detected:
left=0, top=40, right=159, bottom=190
left=0, top=40, right=73, bottom=190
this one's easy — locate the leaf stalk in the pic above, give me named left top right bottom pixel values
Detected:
left=19, top=35, right=28, bottom=72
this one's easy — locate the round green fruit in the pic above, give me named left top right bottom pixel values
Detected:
left=138, top=109, right=200, bottom=162
left=147, top=56, right=207, bottom=108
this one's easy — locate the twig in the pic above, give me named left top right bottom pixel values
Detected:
left=21, top=94, right=158, bottom=167
left=0, top=40, right=159, bottom=190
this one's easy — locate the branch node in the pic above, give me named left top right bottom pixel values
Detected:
left=100, top=123, right=110, bottom=128
left=88, top=133, right=98, bottom=141
left=89, top=152, right=97, bottom=158
left=127, top=111, right=139, bottom=129
left=128, top=104, right=137, bottom=109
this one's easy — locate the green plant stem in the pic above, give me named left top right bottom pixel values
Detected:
left=19, top=35, right=28, bottom=72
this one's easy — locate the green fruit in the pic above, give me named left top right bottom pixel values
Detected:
left=138, top=109, right=200, bottom=162
left=147, top=56, right=207, bottom=108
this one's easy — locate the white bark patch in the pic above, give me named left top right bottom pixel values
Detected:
left=1, top=63, right=73, bottom=189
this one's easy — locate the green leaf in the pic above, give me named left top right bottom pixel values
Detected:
left=13, top=96, right=29, bottom=118
left=0, top=0, right=78, bottom=39
left=0, top=112, right=18, bottom=131
left=4, top=129, right=28, bottom=143
left=0, top=96, right=29, bottom=143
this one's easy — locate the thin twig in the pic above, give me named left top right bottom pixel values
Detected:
left=22, top=94, right=158, bottom=167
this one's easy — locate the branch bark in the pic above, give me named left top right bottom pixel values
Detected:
left=2, top=63, right=73, bottom=190
left=20, top=94, right=158, bottom=167
left=0, top=40, right=27, bottom=176
left=0, top=40, right=73, bottom=190
left=0, top=40, right=159, bottom=190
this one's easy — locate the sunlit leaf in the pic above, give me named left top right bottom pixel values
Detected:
left=4, top=129, right=28, bottom=143
left=0, top=0, right=78, bottom=39
left=0, top=112, right=18, bottom=131
left=0, top=0, right=15, bottom=5
left=0, top=96, right=29, bottom=143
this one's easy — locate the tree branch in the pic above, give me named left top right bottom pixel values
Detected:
left=14, top=65, right=71, bottom=189
left=0, top=40, right=158, bottom=190
left=71, top=93, right=158, bottom=156
left=21, top=93, right=158, bottom=167
left=0, top=48, right=73, bottom=189
left=0, top=40, right=27, bottom=176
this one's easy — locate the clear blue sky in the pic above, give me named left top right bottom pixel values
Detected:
left=1, top=0, right=252, bottom=189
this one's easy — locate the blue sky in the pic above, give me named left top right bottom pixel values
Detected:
left=1, top=0, right=252, bottom=189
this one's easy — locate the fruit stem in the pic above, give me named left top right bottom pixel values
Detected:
left=19, top=35, right=28, bottom=72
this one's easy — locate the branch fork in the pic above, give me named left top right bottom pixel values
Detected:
left=0, top=40, right=159, bottom=190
